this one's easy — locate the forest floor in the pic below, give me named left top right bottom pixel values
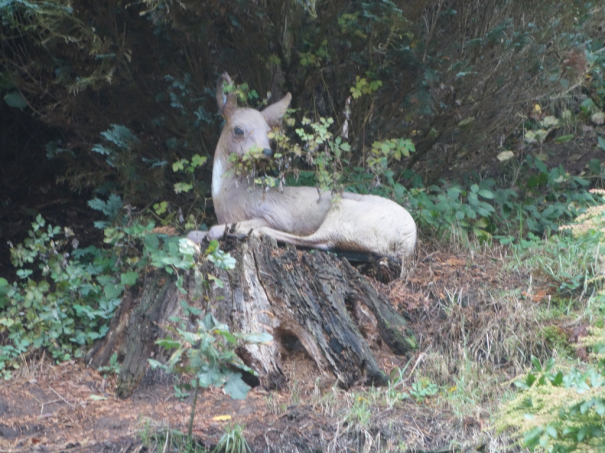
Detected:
left=0, top=241, right=563, bottom=453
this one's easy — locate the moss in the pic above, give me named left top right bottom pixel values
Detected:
left=541, top=325, right=574, bottom=357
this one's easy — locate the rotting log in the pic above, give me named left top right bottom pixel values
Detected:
left=87, top=235, right=417, bottom=398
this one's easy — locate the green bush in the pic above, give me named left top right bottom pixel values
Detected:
left=0, top=211, right=235, bottom=379
left=0, top=215, right=127, bottom=377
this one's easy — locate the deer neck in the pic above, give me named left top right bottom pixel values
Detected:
left=212, top=140, right=258, bottom=224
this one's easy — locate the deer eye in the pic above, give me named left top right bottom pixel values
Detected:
left=234, top=127, right=244, bottom=136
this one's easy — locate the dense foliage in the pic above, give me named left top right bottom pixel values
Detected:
left=2, top=1, right=605, bottom=239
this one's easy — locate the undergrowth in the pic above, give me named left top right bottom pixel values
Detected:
left=493, top=190, right=605, bottom=452
left=0, top=210, right=236, bottom=381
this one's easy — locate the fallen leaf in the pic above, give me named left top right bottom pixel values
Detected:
left=89, top=394, right=107, bottom=401
left=212, top=415, right=232, bottom=421
left=591, top=111, right=605, bottom=125
left=497, top=151, right=514, bottom=161
left=542, top=116, right=559, bottom=128
left=458, top=117, right=475, bottom=128
left=530, top=289, right=549, bottom=302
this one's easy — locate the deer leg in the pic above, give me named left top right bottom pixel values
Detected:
left=188, top=220, right=337, bottom=250
left=254, top=226, right=334, bottom=251
left=187, top=219, right=271, bottom=244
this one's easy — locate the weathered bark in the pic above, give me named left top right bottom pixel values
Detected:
left=88, top=235, right=417, bottom=397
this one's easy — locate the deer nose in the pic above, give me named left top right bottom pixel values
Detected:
left=262, top=148, right=273, bottom=158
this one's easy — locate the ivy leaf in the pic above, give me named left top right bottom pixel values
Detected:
left=103, top=282, right=123, bottom=299
left=4, top=91, right=27, bottom=109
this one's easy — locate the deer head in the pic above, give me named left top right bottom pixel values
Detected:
left=214, top=73, right=292, bottom=164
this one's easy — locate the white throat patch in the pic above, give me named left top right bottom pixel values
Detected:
left=212, top=158, right=224, bottom=198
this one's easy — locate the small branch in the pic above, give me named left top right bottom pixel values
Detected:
left=188, top=377, right=200, bottom=438
left=49, top=386, right=73, bottom=408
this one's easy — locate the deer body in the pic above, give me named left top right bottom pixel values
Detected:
left=187, top=74, right=417, bottom=259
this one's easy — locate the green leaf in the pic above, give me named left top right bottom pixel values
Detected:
left=598, top=136, right=605, bottom=151
left=103, top=282, right=123, bottom=299
left=148, top=358, right=170, bottom=370
left=0, top=278, right=9, bottom=297
left=92, top=144, right=112, bottom=155
left=207, top=274, right=224, bottom=288
left=545, top=425, right=557, bottom=439
left=178, top=238, right=198, bottom=257
left=172, top=159, right=187, bottom=172
left=120, top=271, right=138, bottom=286
left=555, top=134, right=573, bottom=143
left=174, top=182, right=193, bottom=194
left=101, top=124, right=139, bottom=149
left=191, top=155, right=208, bottom=168
left=144, top=233, right=160, bottom=251
left=523, top=427, right=543, bottom=447
left=155, top=339, right=181, bottom=349
left=223, top=372, right=251, bottom=400
left=477, top=189, right=494, bottom=199
left=534, top=158, right=548, bottom=174
left=197, top=367, right=224, bottom=388
left=4, top=91, right=27, bottom=109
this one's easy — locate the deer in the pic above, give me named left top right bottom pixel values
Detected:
left=186, top=73, right=417, bottom=260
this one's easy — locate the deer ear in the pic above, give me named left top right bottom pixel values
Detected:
left=261, top=93, right=292, bottom=126
left=216, top=72, right=237, bottom=119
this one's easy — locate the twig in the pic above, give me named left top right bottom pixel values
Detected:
left=40, top=398, right=62, bottom=415
left=49, top=386, right=73, bottom=408
left=408, top=352, right=427, bottom=377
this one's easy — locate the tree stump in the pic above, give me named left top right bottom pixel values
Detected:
left=87, top=235, right=417, bottom=398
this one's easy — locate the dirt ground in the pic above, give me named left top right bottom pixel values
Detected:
left=0, top=242, right=548, bottom=453
left=0, top=353, right=467, bottom=453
